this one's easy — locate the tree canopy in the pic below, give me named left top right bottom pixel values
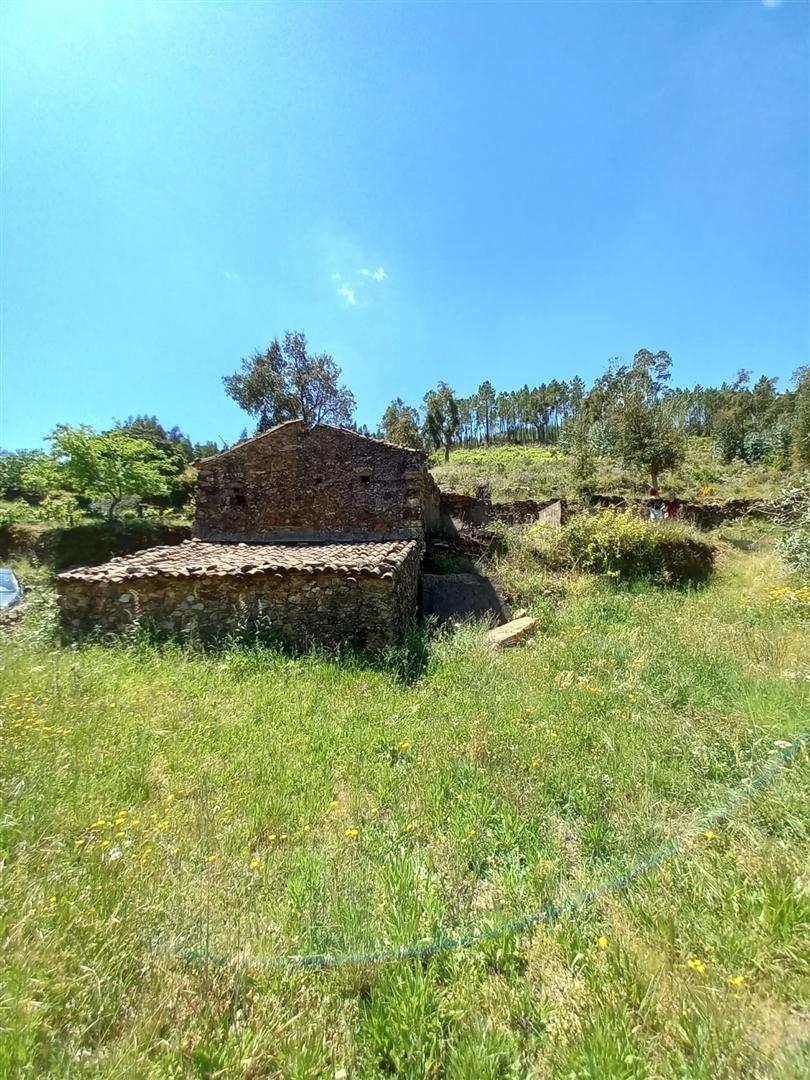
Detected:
left=381, top=398, right=422, bottom=449
left=423, top=382, right=461, bottom=462
left=24, top=426, right=175, bottom=519
left=591, top=349, right=685, bottom=489
left=223, top=331, right=356, bottom=432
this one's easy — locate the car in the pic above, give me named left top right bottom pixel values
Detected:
left=0, top=567, right=23, bottom=609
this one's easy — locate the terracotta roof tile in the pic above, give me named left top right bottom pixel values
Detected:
left=58, top=539, right=419, bottom=584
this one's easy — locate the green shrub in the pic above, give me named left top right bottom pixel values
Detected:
left=0, top=520, right=191, bottom=570
left=778, top=529, right=810, bottom=573
left=0, top=501, right=25, bottom=527
left=560, top=511, right=714, bottom=584
left=771, top=473, right=810, bottom=574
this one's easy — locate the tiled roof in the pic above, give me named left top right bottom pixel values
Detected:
left=58, top=539, right=419, bottom=583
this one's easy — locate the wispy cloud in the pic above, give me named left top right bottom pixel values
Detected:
left=360, top=266, right=387, bottom=282
left=761, top=0, right=783, bottom=8
left=220, top=268, right=240, bottom=281
left=330, top=263, right=387, bottom=308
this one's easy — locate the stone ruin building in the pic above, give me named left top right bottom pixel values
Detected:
left=57, top=421, right=441, bottom=650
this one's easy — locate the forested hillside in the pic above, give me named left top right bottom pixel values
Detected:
left=2, top=339, right=809, bottom=525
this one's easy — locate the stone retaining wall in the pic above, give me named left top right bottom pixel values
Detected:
left=436, top=491, right=767, bottom=531
left=57, top=542, right=423, bottom=651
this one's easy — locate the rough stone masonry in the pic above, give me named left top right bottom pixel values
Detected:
left=57, top=422, right=441, bottom=649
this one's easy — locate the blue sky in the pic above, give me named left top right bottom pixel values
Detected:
left=1, top=0, right=807, bottom=450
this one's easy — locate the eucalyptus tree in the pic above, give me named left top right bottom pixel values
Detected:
left=423, top=382, right=461, bottom=462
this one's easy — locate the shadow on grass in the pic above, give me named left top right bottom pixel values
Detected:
left=721, top=535, right=759, bottom=553
left=57, top=613, right=437, bottom=687
left=360, top=625, right=432, bottom=685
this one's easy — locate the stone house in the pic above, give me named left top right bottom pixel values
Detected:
left=57, top=422, right=441, bottom=649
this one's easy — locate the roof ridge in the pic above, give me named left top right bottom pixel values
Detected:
left=193, top=421, right=424, bottom=465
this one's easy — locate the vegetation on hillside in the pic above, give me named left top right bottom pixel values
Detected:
left=3, top=338, right=807, bottom=524
left=431, top=438, right=794, bottom=503
left=0, top=415, right=213, bottom=524
left=381, top=358, right=809, bottom=471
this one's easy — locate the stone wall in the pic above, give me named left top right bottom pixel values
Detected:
left=437, top=489, right=768, bottom=532
left=437, top=492, right=567, bottom=528
left=195, top=422, right=433, bottom=543
left=57, top=542, right=423, bottom=651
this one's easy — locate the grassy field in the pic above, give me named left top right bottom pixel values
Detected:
left=1, top=528, right=809, bottom=1077
left=430, top=438, right=793, bottom=503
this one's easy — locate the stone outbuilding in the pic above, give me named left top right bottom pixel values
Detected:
left=57, top=422, right=441, bottom=649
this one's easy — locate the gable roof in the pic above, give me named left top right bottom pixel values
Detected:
left=193, top=420, right=424, bottom=467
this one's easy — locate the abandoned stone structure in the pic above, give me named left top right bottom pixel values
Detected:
left=57, top=422, right=440, bottom=649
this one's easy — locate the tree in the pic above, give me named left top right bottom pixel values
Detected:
left=25, top=426, right=174, bottom=519
left=115, top=415, right=195, bottom=465
left=380, top=398, right=423, bottom=449
left=423, top=382, right=461, bottom=462
left=223, top=331, right=355, bottom=431
left=192, top=440, right=221, bottom=459
left=0, top=449, right=50, bottom=501
left=564, top=412, right=596, bottom=496
left=476, top=381, right=497, bottom=445
left=794, top=367, right=810, bottom=467
left=598, top=349, right=685, bottom=489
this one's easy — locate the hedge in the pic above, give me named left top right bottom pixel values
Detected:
left=0, top=521, right=191, bottom=571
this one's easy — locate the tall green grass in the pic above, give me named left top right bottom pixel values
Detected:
left=1, top=540, right=808, bottom=1076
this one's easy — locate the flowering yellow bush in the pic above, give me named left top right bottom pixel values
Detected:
left=766, top=585, right=810, bottom=614
left=556, top=511, right=715, bottom=584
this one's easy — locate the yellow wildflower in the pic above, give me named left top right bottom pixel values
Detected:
left=597, top=935, right=609, bottom=950
left=344, top=827, right=360, bottom=838
left=704, top=830, right=716, bottom=841
left=206, top=854, right=218, bottom=863
left=398, top=740, right=411, bottom=751
left=249, top=859, right=261, bottom=870
left=727, top=974, right=746, bottom=987
left=686, top=957, right=707, bottom=975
